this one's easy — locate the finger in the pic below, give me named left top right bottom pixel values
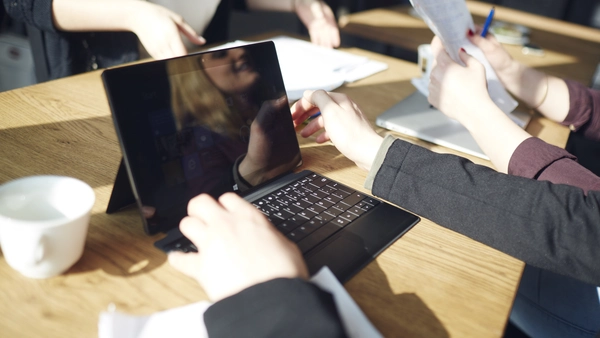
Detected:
left=292, top=91, right=318, bottom=115
left=458, top=48, right=481, bottom=69
left=331, top=32, right=340, bottom=48
left=178, top=21, right=206, bottom=45
left=430, top=36, right=444, bottom=57
left=187, top=193, right=226, bottom=222
left=179, top=216, right=208, bottom=245
left=219, top=192, right=266, bottom=220
left=300, top=114, right=325, bottom=137
left=315, top=130, right=331, bottom=144
left=468, top=28, right=499, bottom=50
left=290, top=100, right=319, bottom=127
left=307, top=89, right=341, bottom=113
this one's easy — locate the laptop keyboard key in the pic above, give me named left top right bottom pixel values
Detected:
left=251, top=173, right=384, bottom=255
left=339, top=211, right=359, bottom=222
left=342, top=192, right=367, bottom=207
left=317, top=212, right=335, bottom=223
left=363, top=197, right=380, bottom=206
left=286, top=230, right=308, bottom=243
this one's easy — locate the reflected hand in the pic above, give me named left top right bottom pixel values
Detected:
left=238, top=96, right=299, bottom=186
left=129, top=3, right=205, bottom=59
left=168, top=193, right=308, bottom=302
left=295, top=1, right=340, bottom=48
left=428, top=41, right=494, bottom=128
left=290, top=90, right=382, bottom=171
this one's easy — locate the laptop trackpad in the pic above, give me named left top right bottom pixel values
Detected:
left=305, top=231, right=371, bottom=282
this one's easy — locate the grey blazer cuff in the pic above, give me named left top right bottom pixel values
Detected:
left=364, top=135, right=396, bottom=191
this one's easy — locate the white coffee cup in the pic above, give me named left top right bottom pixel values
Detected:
left=0, top=176, right=95, bottom=279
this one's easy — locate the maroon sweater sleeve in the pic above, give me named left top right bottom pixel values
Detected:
left=562, top=79, right=600, bottom=142
left=508, top=137, right=600, bottom=194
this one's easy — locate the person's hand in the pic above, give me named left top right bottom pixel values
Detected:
left=128, top=2, right=205, bottom=59
left=428, top=38, right=497, bottom=129
left=168, top=193, right=308, bottom=302
left=239, top=96, right=300, bottom=185
left=467, top=26, right=516, bottom=85
left=291, top=90, right=383, bottom=171
left=295, top=1, right=340, bottom=48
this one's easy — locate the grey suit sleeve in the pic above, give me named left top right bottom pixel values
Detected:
left=371, top=139, right=600, bottom=286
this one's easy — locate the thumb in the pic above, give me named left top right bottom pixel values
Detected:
left=458, top=48, right=480, bottom=68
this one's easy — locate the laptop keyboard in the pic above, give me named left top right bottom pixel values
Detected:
left=161, top=173, right=380, bottom=254
left=251, top=173, right=380, bottom=254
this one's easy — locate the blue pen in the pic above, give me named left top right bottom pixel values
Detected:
left=481, top=7, right=495, bottom=37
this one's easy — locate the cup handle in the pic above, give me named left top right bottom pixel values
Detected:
left=23, top=234, right=46, bottom=266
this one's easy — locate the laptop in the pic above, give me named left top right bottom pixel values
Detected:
left=376, top=91, right=532, bottom=160
left=102, top=41, right=419, bottom=283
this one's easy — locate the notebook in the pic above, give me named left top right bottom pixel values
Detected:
left=376, top=91, right=531, bottom=160
left=102, top=41, right=419, bottom=282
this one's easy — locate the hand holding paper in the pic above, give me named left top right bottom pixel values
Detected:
left=409, top=0, right=518, bottom=114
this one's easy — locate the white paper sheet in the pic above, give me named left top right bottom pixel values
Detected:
left=209, top=36, right=388, bottom=101
left=409, top=0, right=518, bottom=114
left=98, top=266, right=382, bottom=338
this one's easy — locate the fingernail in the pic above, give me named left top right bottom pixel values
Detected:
left=468, top=29, right=474, bottom=37
left=460, top=48, right=466, bottom=52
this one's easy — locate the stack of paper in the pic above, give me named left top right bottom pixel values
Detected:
left=210, top=36, right=388, bottom=101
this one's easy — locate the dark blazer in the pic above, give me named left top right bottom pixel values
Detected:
left=204, top=278, right=347, bottom=337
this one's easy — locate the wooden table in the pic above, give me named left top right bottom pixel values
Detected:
left=0, top=39, right=567, bottom=337
left=340, top=1, right=600, bottom=86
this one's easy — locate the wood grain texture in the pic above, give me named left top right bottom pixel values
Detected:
left=340, top=1, right=600, bottom=86
left=0, top=39, right=566, bottom=337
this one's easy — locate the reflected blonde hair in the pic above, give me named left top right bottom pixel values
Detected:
left=168, top=57, right=244, bottom=138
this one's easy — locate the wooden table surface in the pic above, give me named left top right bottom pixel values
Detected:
left=340, top=0, right=600, bottom=86
left=0, top=39, right=568, bottom=337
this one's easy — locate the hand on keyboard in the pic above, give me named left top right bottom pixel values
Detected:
left=168, top=192, right=308, bottom=302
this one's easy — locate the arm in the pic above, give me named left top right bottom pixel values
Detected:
left=371, top=138, right=600, bottom=286
left=168, top=193, right=346, bottom=336
left=292, top=90, right=600, bottom=286
left=204, top=278, right=346, bottom=337
left=467, top=29, right=570, bottom=122
left=508, top=137, right=600, bottom=193
left=562, top=79, right=600, bottom=142
left=245, top=0, right=340, bottom=48
left=470, top=29, right=600, bottom=141
left=428, top=39, right=531, bottom=173
left=6, top=0, right=204, bottom=59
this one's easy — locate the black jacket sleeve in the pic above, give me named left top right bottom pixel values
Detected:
left=373, top=139, right=600, bottom=286
left=204, top=278, right=347, bottom=338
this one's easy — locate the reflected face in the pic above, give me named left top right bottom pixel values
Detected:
left=202, top=48, right=259, bottom=95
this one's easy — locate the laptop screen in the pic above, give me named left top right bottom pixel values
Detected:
left=103, top=42, right=302, bottom=234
